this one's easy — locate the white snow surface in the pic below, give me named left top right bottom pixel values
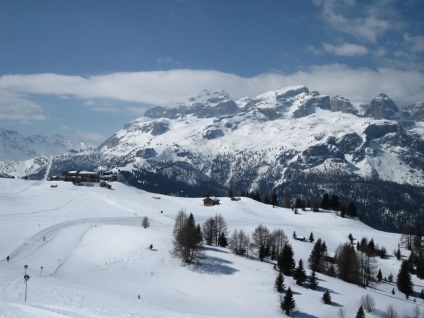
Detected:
left=0, top=178, right=422, bottom=317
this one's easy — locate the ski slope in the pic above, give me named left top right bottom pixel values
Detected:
left=0, top=178, right=422, bottom=317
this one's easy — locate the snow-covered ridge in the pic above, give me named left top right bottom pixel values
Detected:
left=0, top=129, right=88, bottom=161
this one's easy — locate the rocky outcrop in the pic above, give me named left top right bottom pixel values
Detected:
left=330, top=96, right=358, bottom=114
left=364, top=93, right=399, bottom=119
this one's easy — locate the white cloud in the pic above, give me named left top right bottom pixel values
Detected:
left=0, top=90, right=46, bottom=123
left=0, top=68, right=423, bottom=111
left=322, top=43, right=368, bottom=56
left=404, top=34, right=424, bottom=52
left=313, top=0, right=400, bottom=43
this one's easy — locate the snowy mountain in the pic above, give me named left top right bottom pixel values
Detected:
left=0, top=129, right=88, bottom=161
left=0, top=178, right=422, bottom=318
left=1, top=86, right=424, bottom=232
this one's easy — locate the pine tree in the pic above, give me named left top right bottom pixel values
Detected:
left=377, top=269, right=382, bottom=282
left=322, top=290, right=331, bottom=304
left=397, top=260, right=413, bottom=297
left=309, top=232, right=314, bottom=243
left=347, top=201, right=357, bottom=217
left=172, top=213, right=203, bottom=263
left=308, top=270, right=318, bottom=290
left=420, top=288, right=424, bottom=299
left=330, top=194, right=340, bottom=211
left=308, top=238, right=326, bottom=273
left=271, top=193, right=278, bottom=208
left=294, top=259, right=307, bottom=286
left=281, top=287, right=295, bottom=316
left=395, top=248, right=401, bottom=260
left=321, top=193, right=330, bottom=210
left=278, top=243, right=295, bottom=276
left=356, top=305, right=365, bottom=318
left=218, top=232, right=228, bottom=247
left=274, top=272, right=285, bottom=293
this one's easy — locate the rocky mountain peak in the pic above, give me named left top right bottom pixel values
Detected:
left=365, top=93, right=399, bottom=119
left=330, top=95, right=358, bottom=114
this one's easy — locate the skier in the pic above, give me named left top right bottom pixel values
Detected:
left=6, top=256, right=9, bottom=262
left=43, top=236, right=46, bottom=241
left=149, top=244, right=153, bottom=250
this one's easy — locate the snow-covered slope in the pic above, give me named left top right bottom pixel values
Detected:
left=0, top=129, right=87, bottom=161
left=0, top=178, right=422, bottom=318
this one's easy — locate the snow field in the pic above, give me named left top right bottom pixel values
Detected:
left=0, top=178, right=422, bottom=317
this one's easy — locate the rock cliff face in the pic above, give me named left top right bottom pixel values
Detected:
left=364, top=93, right=400, bottom=119
left=330, top=96, right=358, bottom=114
left=2, top=87, right=424, bottom=232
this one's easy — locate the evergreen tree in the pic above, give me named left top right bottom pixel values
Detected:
left=218, top=232, right=228, bottom=247
left=309, top=232, right=314, bottom=243
left=322, top=290, right=331, bottom=304
left=274, top=272, right=285, bottom=293
left=308, top=270, right=318, bottom=290
left=281, top=287, right=295, bottom=316
left=330, top=194, right=340, bottom=211
left=347, top=201, right=357, bottom=217
left=259, top=245, right=266, bottom=261
left=356, top=305, right=365, bottom=318
left=294, top=259, right=307, bottom=286
left=377, top=269, right=382, bottom=282
left=395, top=248, right=401, bottom=260
left=172, top=213, right=203, bottom=263
left=397, top=260, right=413, bottom=297
left=420, top=288, right=424, bottom=299
left=416, top=250, right=424, bottom=279
left=271, top=193, right=278, bottom=208
left=321, top=193, right=330, bottom=210
left=278, top=243, right=295, bottom=276
left=308, top=238, right=326, bottom=273
left=336, top=242, right=359, bottom=284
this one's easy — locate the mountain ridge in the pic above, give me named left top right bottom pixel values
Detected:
left=1, top=85, right=424, bottom=232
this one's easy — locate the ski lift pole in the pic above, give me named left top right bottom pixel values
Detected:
left=24, top=274, right=30, bottom=302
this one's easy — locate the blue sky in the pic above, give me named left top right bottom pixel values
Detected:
left=0, top=0, right=423, bottom=144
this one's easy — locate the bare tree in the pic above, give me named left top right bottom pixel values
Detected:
left=141, top=216, right=150, bottom=229
left=173, top=209, right=187, bottom=236
left=202, top=217, right=216, bottom=245
left=251, top=224, right=270, bottom=258
left=413, top=304, right=420, bottom=318
left=360, top=294, right=376, bottom=313
left=270, top=229, right=288, bottom=260
left=386, top=304, right=398, bottom=318
left=214, top=214, right=228, bottom=245
left=228, top=229, right=250, bottom=256
left=337, top=308, right=346, bottom=318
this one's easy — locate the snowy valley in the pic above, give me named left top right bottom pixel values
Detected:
left=0, top=178, right=423, bottom=317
